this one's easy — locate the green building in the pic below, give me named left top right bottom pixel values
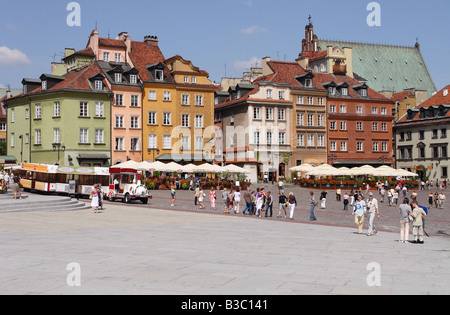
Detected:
left=5, top=63, right=113, bottom=167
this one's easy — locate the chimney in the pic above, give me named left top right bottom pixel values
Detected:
left=6, top=88, right=11, bottom=99
left=262, top=57, right=273, bottom=76
left=342, top=47, right=353, bottom=78
left=144, top=35, right=159, bottom=46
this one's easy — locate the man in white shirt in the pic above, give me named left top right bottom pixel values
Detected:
left=366, top=192, right=380, bottom=236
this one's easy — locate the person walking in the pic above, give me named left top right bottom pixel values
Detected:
left=170, top=183, right=177, bottom=206
left=233, top=187, right=241, bottom=214
left=264, top=191, right=273, bottom=217
left=308, top=191, right=317, bottom=221
left=222, top=187, right=230, bottom=214
left=209, top=187, right=216, bottom=211
left=438, top=191, right=446, bottom=209
left=353, top=194, right=367, bottom=234
left=12, top=175, right=22, bottom=200
left=278, top=191, right=288, bottom=218
left=428, top=191, right=434, bottom=209
left=343, top=192, right=349, bottom=210
left=434, top=192, right=439, bottom=208
left=336, top=188, right=342, bottom=201
left=410, top=201, right=427, bottom=244
left=90, top=184, right=100, bottom=214
left=197, top=187, right=205, bottom=209
left=398, top=197, right=412, bottom=243
left=243, top=190, right=253, bottom=215
left=255, top=189, right=265, bottom=217
left=366, top=192, right=380, bottom=236
left=288, top=192, right=297, bottom=220
left=320, top=191, right=327, bottom=209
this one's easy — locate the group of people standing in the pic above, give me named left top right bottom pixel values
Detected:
left=89, top=184, right=105, bottom=214
left=0, top=171, right=22, bottom=199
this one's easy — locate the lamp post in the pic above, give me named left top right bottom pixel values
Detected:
left=18, top=135, right=23, bottom=163
left=53, top=143, right=65, bottom=165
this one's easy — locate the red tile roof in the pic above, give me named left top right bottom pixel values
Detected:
left=417, top=85, right=450, bottom=108
left=129, top=41, right=174, bottom=82
left=391, top=91, right=414, bottom=102
left=99, top=38, right=126, bottom=48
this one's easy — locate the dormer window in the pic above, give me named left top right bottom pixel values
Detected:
left=42, top=81, right=47, bottom=90
left=295, top=72, right=315, bottom=89
left=115, top=73, right=122, bottom=83
left=360, top=89, right=368, bottom=97
left=328, top=87, right=336, bottom=96
left=305, top=79, right=313, bottom=88
left=95, top=80, right=103, bottom=90
left=130, top=75, right=137, bottom=84
left=266, top=89, right=272, bottom=99
left=341, top=88, right=348, bottom=96
left=155, top=70, right=164, bottom=81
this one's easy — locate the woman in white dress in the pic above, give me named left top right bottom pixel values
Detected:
left=91, top=184, right=99, bottom=214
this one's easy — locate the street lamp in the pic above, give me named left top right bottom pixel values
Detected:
left=18, top=135, right=23, bottom=163
left=147, top=148, right=160, bottom=162
left=53, top=143, right=65, bottom=165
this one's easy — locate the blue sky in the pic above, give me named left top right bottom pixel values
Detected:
left=0, top=0, right=448, bottom=90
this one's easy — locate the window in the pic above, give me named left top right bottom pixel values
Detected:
left=307, top=114, right=314, bottom=126
left=329, top=105, right=336, bottom=113
left=305, top=79, right=313, bottom=88
left=382, top=142, right=388, bottom=152
left=253, top=108, right=261, bottom=120
left=254, top=132, right=260, bottom=145
left=10, top=133, right=14, bottom=147
left=373, top=142, right=379, bottom=152
left=184, top=76, right=189, bottom=83
left=163, top=135, right=171, bottom=149
left=115, top=137, right=124, bottom=151
left=297, top=96, right=304, bottom=105
left=35, top=130, right=41, bottom=145
left=356, top=122, right=363, bottom=131
left=115, top=53, right=121, bottom=63
left=52, top=102, right=60, bottom=117
left=115, top=94, right=123, bottom=106
left=148, top=90, right=156, bottom=101
left=267, top=132, right=273, bottom=145
left=191, top=77, right=196, bottom=84
left=103, top=52, right=110, bottom=62
left=79, top=129, right=89, bottom=144
left=356, top=106, right=363, bottom=114
left=131, top=95, right=139, bottom=107
left=195, top=95, right=203, bottom=106
left=419, top=130, right=425, bottom=140
left=182, top=136, right=190, bottom=150
left=340, top=121, right=347, bottom=130
left=35, top=104, right=41, bottom=119
left=130, top=116, right=139, bottom=129
left=148, top=112, right=157, bottom=125
left=279, top=132, right=286, bottom=145
left=340, top=142, right=347, bottom=152
left=182, top=94, right=190, bottom=105
left=361, top=89, right=368, bottom=97
left=0, top=123, right=6, bottom=131
left=25, top=108, right=29, bottom=119
left=318, top=97, right=324, bottom=106
left=317, top=114, right=324, bottom=127
left=381, top=122, right=387, bottom=131
left=381, top=107, right=387, bottom=115
left=279, top=91, right=285, bottom=100
left=115, top=116, right=124, bottom=128
left=339, top=105, right=346, bottom=113
left=330, top=141, right=337, bottom=151
left=25, top=133, right=29, bottom=144
left=155, top=69, right=164, bottom=81
left=131, top=138, right=140, bottom=151
left=163, top=112, right=172, bottom=125
left=406, top=131, right=412, bottom=141
left=130, top=75, right=137, bottom=84
left=42, top=81, right=47, bottom=90
left=195, top=115, right=203, bottom=129
left=372, top=122, right=378, bottom=131
left=148, top=135, right=157, bottom=149
left=162, top=91, right=171, bottom=102
left=95, top=80, right=103, bottom=90
left=266, top=89, right=272, bottom=99
left=441, top=128, right=447, bottom=138
left=307, top=134, right=315, bottom=147
left=330, top=121, right=337, bottom=130
left=297, top=134, right=304, bottom=147
left=95, top=102, right=104, bottom=117
left=357, top=142, right=363, bottom=152
left=54, top=128, right=60, bottom=144
left=328, top=87, right=336, bottom=96
left=266, top=108, right=273, bottom=120
left=341, top=88, right=348, bottom=96
left=318, top=135, right=325, bottom=147
left=95, top=129, right=104, bottom=144
left=278, top=109, right=286, bottom=121
left=79, top=102, right=88, bottom=117
left=297, top=113, right=304, bottom=126
left=307, top=97, right=314, bottom=105
left=181, top=114, right=190, bottom=127
left=195, top=136, right=203, bottom=151
left=11, top=108, right=14, bottom=123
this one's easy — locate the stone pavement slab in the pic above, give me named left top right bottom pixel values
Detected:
left=0, top=202, right=449, bottom=295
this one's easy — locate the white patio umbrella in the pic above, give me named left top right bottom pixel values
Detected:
left=140, top=161, right=167, bottom=171
left=110, top=160, right=142, bottom=170
left=163, top=162, right=185, bottom=173
left=372, top=165, right=400, bottom=177
left=223, top=164, right=249, bottom=174
left=395, top=169, right=419, bottom=177
left=180, top=164, right=199, bottom=173
left=290, top=164, right=315, bottom=172
left=307, top=164, right=340, bottom=176
left=350, top=165, right=376, bottom=176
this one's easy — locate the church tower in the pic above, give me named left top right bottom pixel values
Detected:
left=301, top=15, right=318, bottom=54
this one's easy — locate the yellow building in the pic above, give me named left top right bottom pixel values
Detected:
left=130, top=38, right=216, bottom=163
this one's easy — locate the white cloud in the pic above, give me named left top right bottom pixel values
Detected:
left=234, top=56, right=261, bottom=70
left=241, top=25, right=267, bottom=35
left=0, top=46, right=32, bottom=66
left=0, top=83, right=7, bottom=89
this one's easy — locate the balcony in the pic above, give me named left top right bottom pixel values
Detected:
left=333, top=64, right=347, bottom=75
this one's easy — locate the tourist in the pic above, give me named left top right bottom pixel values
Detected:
left=228, top=188, right=234, bottom=212
left=171, top=184, right=176, bottom=207
left=428, top=192, right=434, bottom=208
left=98, top=183, right=104, bottom=210
left=434, top=192, right=439, bottom=208
left=233, top=187, right=241, bottom=214
left=255, top=188, right=265, bottom=217
left=349, top=189, right=355, bottom=207
left=209, top=187, right=216, bottom=211
left=288, top=192, right=297, bottom=220
left=222, top=187, right=230, bottom=214
left=12, top=175, right=22, bottom=200
left=366, top=192, right=380, bottom=236
left=278, top=191, right=287, bottom=218
left=393, top=190, right=399, bottom=206
left=410, top=201, right=427, bottom=244
left=90, top=184, right=99, bottom=214
left=353, top=194, right=367, bottom=235
left=380, top=186, right=385, bottom=203
left=336, top=188, right=342, bottom=201
left=308, top=191, right=317, bottom=221
left=242, top=190, right=253, bottom=215
left=343, top=192, right=349, bottom=210
left=198, top=187, right=205, bottom=209
left=320, top=191, right=327, bottom=209
left=398, top=198, right=412, bottom=243
left=264, top=191, right=273, bottom=217
left=194, top=185, right=199, bottom=205
left=411, top=190, right=418, bottom=202
left=438, top=191, right=446, bottom=209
